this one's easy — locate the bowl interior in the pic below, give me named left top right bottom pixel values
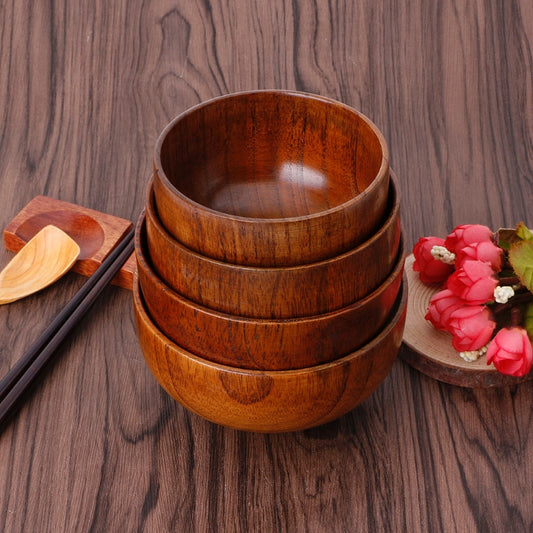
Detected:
left=157, top=91, right=387, bottom=219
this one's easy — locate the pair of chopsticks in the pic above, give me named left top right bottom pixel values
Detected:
left=0, top=227, right=134, bottom=431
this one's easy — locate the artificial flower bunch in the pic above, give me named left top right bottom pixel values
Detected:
left=412, top=223, right=533, bottom=377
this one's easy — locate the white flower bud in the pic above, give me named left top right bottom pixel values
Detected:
left=459, top=345, right=488, bottom=363
left=494, top=286, right=515, bottom=304
left=430, top=245, right=456, bottom=265
left=460, top=351, right=480, bottom=362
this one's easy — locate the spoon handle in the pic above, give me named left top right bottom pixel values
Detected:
left=0, top=228, right=134, bottom=430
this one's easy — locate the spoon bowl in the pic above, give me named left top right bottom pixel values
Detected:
left=0, top=225, right=80, bottom=305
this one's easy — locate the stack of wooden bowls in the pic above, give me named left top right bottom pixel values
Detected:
left=133, top=91, right=407, bottom=432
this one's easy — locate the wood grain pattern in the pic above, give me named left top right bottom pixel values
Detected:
left=0, top=0, right=532, bottom=531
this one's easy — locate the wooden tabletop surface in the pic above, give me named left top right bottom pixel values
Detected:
left=1, top=1, right=532, bottom=531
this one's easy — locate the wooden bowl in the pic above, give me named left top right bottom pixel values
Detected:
left=153, top=90, right=390, bottom=267
left=136, top=210, right=404, bottom=370
left=133, top=273, right=407, bottom=432
left=145, top=172, right=401, bottom=319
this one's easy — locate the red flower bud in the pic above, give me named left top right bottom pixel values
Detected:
left=445, top=224, right=493, bottom=254
left=413, top=236, right=454, bottom=284
left=446, top=260, right=498, bottom=304
left=454, top=241, right=503, bottom=272
left=447, top=305, right=496, bottom=352
left=486, top=328, right=533, bottom=377
left=425, top=289, right=464, bottom=331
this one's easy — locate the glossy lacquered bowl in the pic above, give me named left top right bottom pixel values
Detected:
left=136, top=209, right=405, bottom=370
left=153, top=90, right=390, bottom=267
left=133, top=274, right=407, bottom=433
left=146, top=172, right=401, bottom=319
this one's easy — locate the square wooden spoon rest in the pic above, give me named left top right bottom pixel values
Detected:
left=3, top=196, right=136, bottom=290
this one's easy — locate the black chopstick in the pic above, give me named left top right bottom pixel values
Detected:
left=0, top=227, right=135, bottom=430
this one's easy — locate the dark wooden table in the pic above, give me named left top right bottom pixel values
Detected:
left=1, top=1, right=532, bottom=531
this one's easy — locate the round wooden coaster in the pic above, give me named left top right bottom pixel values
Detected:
left=400, top=254, right=533, bottom=388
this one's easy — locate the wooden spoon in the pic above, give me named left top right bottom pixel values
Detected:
left=0, top=225, right=80, bottom=305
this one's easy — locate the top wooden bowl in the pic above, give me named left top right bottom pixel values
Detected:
left=153, top=90, right=390, bottom=267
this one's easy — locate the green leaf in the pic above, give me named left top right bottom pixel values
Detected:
left=525, top=303, right=533, bottom=341
left=509, top=240, right=533, bottom=292
left=498, top=224, right=533, bottom=250
left=497, top=228, right=519, bottom=251
left=516, top=222, right=533, bottom=241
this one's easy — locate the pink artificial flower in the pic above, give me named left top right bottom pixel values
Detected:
left=455, top=241, right=503, bottom=272
left=425, top=289, right=465, bottom=331
left=447, top=305, right=496, bottom=352
left=447, top=260, right=499, bottom=305
left=445, top=224, right=493, bottom=253
left=486, top=328, right=533, bottom=377
left=413, top=236, right=454, bottom=284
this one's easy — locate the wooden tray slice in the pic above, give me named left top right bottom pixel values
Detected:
left=3, top=196, right=136, bottom=290
left=401, top=254, right=533, bottom=388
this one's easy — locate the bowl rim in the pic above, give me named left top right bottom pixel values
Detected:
left=136, top=209, right=405, bottom=326
left=133, top=269, right=408, bottom=377
left=146, top=169, right=400, bottom=275
left=153, top=89, right=390, bottom=224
